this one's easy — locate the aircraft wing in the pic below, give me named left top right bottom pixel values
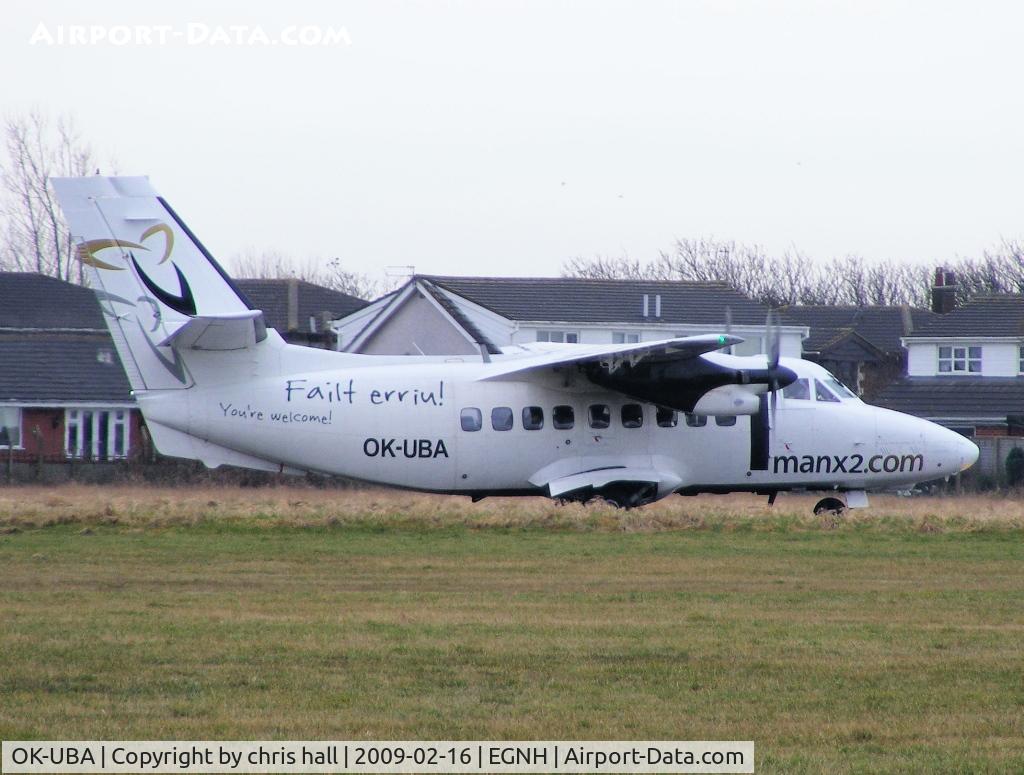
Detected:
left=480, top=333, right=740, bottom=381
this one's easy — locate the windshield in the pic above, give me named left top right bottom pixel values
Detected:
left=783, top=378, right=810, bottom=400
left=824, top=376, right=857, bottom=400
left=815, top=379, right=840, bottom=403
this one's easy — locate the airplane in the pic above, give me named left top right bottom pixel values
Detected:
left=51, top=176, right=979, bottom=515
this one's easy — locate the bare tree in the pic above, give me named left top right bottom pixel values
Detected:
left=564, top=240, right=952, bottom=308
left=0, top=110, right=95, bottom=282
left=229, top=247, right=391, bottom=300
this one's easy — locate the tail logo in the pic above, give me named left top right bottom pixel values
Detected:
left=130, top=254, right=196, bottom=316
left=76, top=222, right=195, bottom=316
left=76, top=223, right=175, bottom=270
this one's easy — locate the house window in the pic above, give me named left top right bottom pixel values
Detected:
left=938, top=345, right=981, bottom=374
left=0, top=407, right=21, bottom=448
left=612, top=332, right=639, bottom=344
left=65, top=409, right=129, bottom=460
left=536, top=330, right=579, bottom=344
left=1019, top=345, right=1024, bottom=374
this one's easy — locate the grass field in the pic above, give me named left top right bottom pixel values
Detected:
left=1, top=485, right=1022, bottom=773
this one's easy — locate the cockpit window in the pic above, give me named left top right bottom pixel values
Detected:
left=783, top=378, right=810, bottom=400
left=814, top=379, right=840, bottom=403
left=824, top=376, right=857, bottom=399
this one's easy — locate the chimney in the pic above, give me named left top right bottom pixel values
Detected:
left=287, top=278, right=299, bottom=331
left=931, top=267, right=957, bottom=314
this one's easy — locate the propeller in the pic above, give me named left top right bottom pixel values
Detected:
left=765, top=309, right=783, bottom=431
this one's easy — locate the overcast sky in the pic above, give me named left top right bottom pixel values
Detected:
left=3, top=1, right=1023, bottom=285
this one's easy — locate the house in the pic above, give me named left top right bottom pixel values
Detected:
left=0, top=273, right=141, bottom=471
left=875, top=294, right=1024, bottom=438
left=332, top=275, right=806, bottom=357
left=234, top=278, right=368, bottom=348
left=779, top=305, right=937, bottom=398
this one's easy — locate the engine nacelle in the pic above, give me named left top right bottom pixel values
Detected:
left=691, top=385, right=761, bottom=416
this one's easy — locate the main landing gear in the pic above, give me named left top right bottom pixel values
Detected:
left=813, top=496, right=847, bottom=516
left=767, top=490, right=867, bottom=516
left=598, top=482, right=659, bottom=509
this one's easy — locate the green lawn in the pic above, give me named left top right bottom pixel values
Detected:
left=1, top=506, right=1022, bottom=773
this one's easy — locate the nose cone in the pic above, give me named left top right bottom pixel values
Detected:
left=957, top=434, right=980, bottom=473
left=929, top=423, right=980, bottom=474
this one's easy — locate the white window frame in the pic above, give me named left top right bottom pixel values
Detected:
left=612, top=332, right=640, bottom=344
left=536, top=330, right=579, bottom=344
left=731, top=336, right=764, bottom=357
left=0, top=406, right=22, bottom=449
left=937, top=344, right=981, bottom=375
left=65, top=408, right=130, bottom=460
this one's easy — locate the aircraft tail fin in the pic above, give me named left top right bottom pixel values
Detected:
left=51, top=176, right=263, bottom=391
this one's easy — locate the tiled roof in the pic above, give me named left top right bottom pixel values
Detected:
left=907, top=295, right=1024, bottom=338
left=780, top=305, right=936, bottom=354
left=873, top=377, right=1024, bottom=420
left=0, top=337, right=132, bottom=403
left=0, top=272, right=106, bottom=330
left=422, top=276, right=769, bottom=325
left=235, top=279, right=369, bottom=333
left=419, top=282, right=502, bottom=354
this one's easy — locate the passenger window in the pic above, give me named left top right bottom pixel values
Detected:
left=621, top=404, right=644, bottom=428
left=460, top=407, right=482, bottom=432
left=522, top=406, right=544, bottom=430
left=589, top=404, right=610, bottom=429
left=685, top=412, right=707, bottom=427
left=491, top=406, right=514, bottom=431
left=715, top=415, right=737, bottom=426
left=656, top=407, right=678, bottom=427
left=553, top=405, right=575, bottom=429
left=783, top=378, right=810, bottom=400
left=814, top=380, right=840, bottom=403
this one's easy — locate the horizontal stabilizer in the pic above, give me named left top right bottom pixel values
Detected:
left=159, top=310, right=267, bottom=350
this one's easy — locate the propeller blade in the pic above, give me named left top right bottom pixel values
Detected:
left=766, top=309, right=780, bottom=370
left=770, top=380, right=778, bottom=432
left=764, top=309, right=784, bottom=435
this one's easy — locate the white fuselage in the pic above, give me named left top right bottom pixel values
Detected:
left=138, top=342, right=978, bottom=498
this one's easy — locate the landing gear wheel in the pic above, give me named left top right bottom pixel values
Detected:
left=813, top=497, right=846, bottom=516
left=596, top=483, right=658, bottom=510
